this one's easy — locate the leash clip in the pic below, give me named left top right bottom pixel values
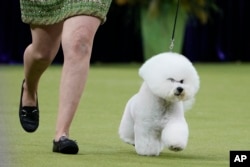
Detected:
left=168, top=0, right=180, bottom=52
left=169, top=39, right=174, bottom=52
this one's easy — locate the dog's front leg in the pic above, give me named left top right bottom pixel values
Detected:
left=161, top=117, right=189, bottom=151
left=134, top=124, right=163, bottom=156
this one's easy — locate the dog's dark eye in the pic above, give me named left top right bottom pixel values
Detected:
left=168, top=78, right=175, bottom=82
left=180, top=80, right=184, bottom=84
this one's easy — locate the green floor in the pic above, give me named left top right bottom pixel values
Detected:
left=0, top=63, right=250, bottom=167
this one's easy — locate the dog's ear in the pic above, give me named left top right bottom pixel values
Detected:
left=138, top=53, right=167, bottom=81
left=138, top=59, right=156, bottom=81
left=138, top=53, right=174, bottom=98
left=138, top=62, right=148, bottom=80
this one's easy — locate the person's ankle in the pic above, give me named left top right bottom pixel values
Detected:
left=54, top=133, right=68, bottom=142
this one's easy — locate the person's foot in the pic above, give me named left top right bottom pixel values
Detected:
left=53, top=136, right=79, bottom=154
left=19, top=80, right=39, bottom=132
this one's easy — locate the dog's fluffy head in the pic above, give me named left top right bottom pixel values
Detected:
left=139, top=52, right=200, bottom=102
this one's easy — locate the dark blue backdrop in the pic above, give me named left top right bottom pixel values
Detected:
left=0, top=0, right=249, bottom=63
left=182, top=0, right=250, bottom=62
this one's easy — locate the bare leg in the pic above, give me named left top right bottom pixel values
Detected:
left=54, top=16, right=101, bottom=141
left=22, top=23, right=63, bottom=107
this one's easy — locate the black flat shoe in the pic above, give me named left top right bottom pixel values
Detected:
left=53, top=136, right=79, bottom=154
left=19, top=80, right=39, bottom=132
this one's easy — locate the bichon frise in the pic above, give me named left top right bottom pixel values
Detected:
left=119, top=52, right=200, bottom=156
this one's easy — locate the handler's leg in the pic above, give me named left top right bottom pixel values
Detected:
left=20, top=23, right=63, bottom=132
left=22, top=23, right=63, bottom=107
left=54, top=16, right=101, bottom=141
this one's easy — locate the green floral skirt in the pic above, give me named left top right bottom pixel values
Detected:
left=20, top=0, right=112, bottom=25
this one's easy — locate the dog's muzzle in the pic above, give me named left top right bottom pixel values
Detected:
left=174, top=87, right=183, bottom=96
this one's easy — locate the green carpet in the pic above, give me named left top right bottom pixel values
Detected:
left=0, top=63, right=249, bottom=167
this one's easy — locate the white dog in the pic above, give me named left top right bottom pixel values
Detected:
left=119, top=52, right=200, bottom=156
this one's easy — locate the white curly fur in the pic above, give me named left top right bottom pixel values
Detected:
left=119, top=52, right=200, bottom=156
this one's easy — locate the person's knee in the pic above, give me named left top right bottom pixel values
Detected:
left=28, top=44, right=59, bottom=63
left=62, top=26, right=94, bottom=59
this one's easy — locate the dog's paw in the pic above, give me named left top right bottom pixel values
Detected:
left=165, top=138, right=188, bottom=152
left=135, top=141, right=163, bottom=156
left=120, top=137, right=135, bottom=146
left=168, top=145, right=184, bottom=152
left=125, top=141, right=135, bottom=146
left=135, top=148, right=161, bottom=156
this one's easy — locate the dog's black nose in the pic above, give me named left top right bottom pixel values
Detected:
left=176, top=87, right=183, bottom=93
